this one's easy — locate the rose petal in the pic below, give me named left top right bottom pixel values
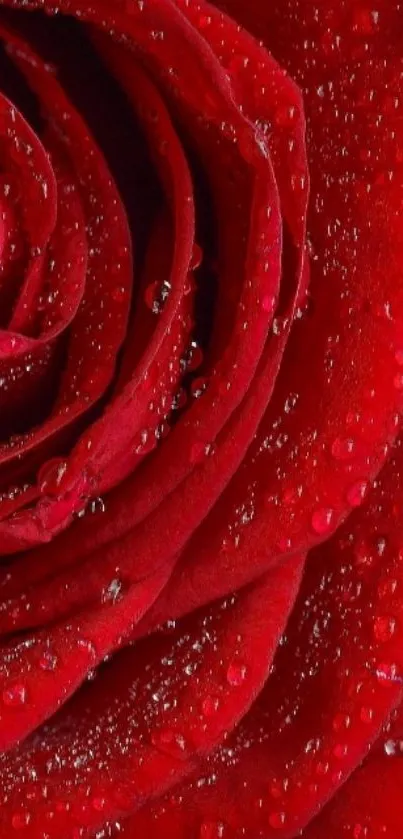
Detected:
left=0, top=0, right=308, bottom=631
left=0, top=24, right=132, bottom=541
left=0, top=558, right=303, bottom=836
left=301, top=752, right=403, bottom=839
left=0, top=560, right=172, bottom=753
left=120, top=439, right=403, bottom=837
left=145, top=0, right=403, bottom=606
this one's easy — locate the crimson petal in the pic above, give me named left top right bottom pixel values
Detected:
left=0, top=0, right=308, bottom=631
left=301, top=752, right=403, bottom=839
left=0, top=561, right=303, bottom=836
left=0, top=24, right=133, bottom=543
left=120, top=439, right=403, bottom=837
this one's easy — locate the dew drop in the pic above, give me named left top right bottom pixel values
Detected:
left=0, top=334, right=18, bottom=352
left=55, top=801, right=70, bottom=814
left=311, top=507, right=335, bottom=535
left=38, top=459, right=68, bottom=497
left=376, top=662, right=400, bottom=686
left=197, top=12, right=213, bottom=27
left=268, top=811, right=286, bottom=830
left=384, top=739, right=397, bottom=756
left=151, top=728, right=187, bottom=758
left=92, top=797, right=106, bottom=812
left=111, top=285, right=128, bottom=303
left=269, top=780, right=283, bottom=799
left=275, top=104, right=296, bottom=127
left=199, top=822, right=225, bottom=839
left=346, top=480, right=368, bottom=508
left=315, top=760, right=329, bottom=776
left=135, top=429, right=156, bottom=455
left=186, top=341, right=204, bottom=372
left=76, top=637, right=97, bottom=661
left=333, top=743, right=348, bottom=759
left=3, top=683, right=27, bottom=707
left=191, top=376, right=208, bottom=399
left=191, top=244, right=203, bottom=270
left=353, top=825, right=368, bottom=839
left=332, top=712, right=351, bottom=732
left=190, top=442, right=210, bottom=465
left=89, top=497, right=106, bottom=515
left=373, top=615, right=396, bottom=642
left=261, top=294, right=276, bottom=314
left=202, top=695, right=220, bottom=717
left=378, top=578, right=398, bottom=599
left=171, top=388, right=187, bottom=412
left=375, top=536, right=388, bottom=557
left=39, top=650, right=58, bottom=672
left=101, top=578, right=124, bottom=605
left=331, top=437, right=355, bottom=460
left=360, top=706, right=374, bottom=724
left=226, top=661, right=247, bottom=687
left=393, top=371, right=403, bottom=390
left=11, top=812, right=31, bottom=830
left=144, top=279, right=171, bottom=313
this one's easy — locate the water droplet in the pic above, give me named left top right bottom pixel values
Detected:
left=268, top=812, right=286, bottom=830
left=191, top=244, right=203, bottom=270
left=378, top=578, right=398, bottom=599
left=76, top=637, right=97, bottom=661
left=261, top=294, right=276, bottom=314
left=11, top=812, right=31, bottom=830
left=55, top=801, right=70, bottom=814
left=190, top=442, right=210, bottom=465
left=190, top=376, right=208, bottom=399
left=269, top=780, right=284, bottom=799
left=376, top=662, right=400, bottom=686
left=39, top=651, right=58, bottom=672
left=331, top=437, right=355, bottom=460
left=3, top=683, right=27, bottom=707
left=81, top=496, right=102, bottom=517
left=171, top=388, right=187, bottom=412
left=373, top=615, right=396, bottom=642
left=38, top=459, right=68, bottom=496
left=395, top=349, right=403, bottom=366
left=111, top=285, right=128, bottom=303
left=151, top=728, right=187, bottom=758
left=184, top=341, right=204, bottom=372
left=353, top=825, right=368, bottom=839
left=275, top=104, right=296, bottom=127
left=375, top=536, right=388, bottom=557
left=135, top=429, right=156, bottom=455
left=393, top=371, right=403, bottom=390
left=333, top=743, right=348, bottom=759
left=101, top=578, right=124, bottom=605
left=360, top=706, right=374, bottom=724
left=384, top=739, right=397, bottom=756
left=202, top=695, right=220, bottom=717
left=346, top=480, right=368, bottom=507
left=226, top=661, right=247, bottom=687
left=144, top=279, right=171, bottom=313
left=311, top=507, right=335, bottom=535
left=199, top=822, right=225, bottom=839
left=332, top=713, right=351, bottom=732
left=155, top=422, right=170, bottom=442
left=92, top=797, right=106, bottom=812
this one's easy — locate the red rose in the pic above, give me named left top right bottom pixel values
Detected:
left=0, top=0, right=401, bottom=836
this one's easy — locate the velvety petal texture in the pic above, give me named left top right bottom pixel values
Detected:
left=0, top=0, right=399, bottom=837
